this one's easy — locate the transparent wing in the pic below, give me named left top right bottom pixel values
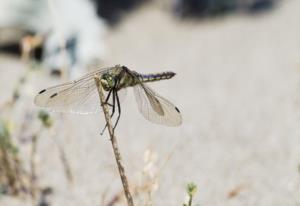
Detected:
left=133, top=84, right=182, bottom=126
left=34, top=66, right=127, bottom=114
left=116, top=88, right=127, bottom=103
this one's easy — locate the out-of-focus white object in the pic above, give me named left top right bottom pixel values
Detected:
left=0, top=0, right=106, bottom=77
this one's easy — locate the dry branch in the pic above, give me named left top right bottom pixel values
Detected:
left=94, top=75, right=134, bottom=206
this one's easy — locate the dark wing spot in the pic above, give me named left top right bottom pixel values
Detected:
left=39, top=89, right=46, bottom=94
left=175, top=107, right=180, bottom=113
left=50, top=93, right=58, bottom=98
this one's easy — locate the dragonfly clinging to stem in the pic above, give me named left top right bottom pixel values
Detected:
left=34, top=65, right=182, bottom=132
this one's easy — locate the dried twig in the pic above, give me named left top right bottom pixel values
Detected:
left=94, top=76, right=134, bottom=206
left=30, top=134, right=38, bottom=199
left=56, top=142, right=73, bottom=183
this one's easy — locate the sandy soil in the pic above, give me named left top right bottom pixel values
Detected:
left=1, top=0, right=300, bottom=205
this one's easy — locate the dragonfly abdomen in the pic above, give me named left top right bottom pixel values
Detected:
left=139, top=72, right=176, bottom=83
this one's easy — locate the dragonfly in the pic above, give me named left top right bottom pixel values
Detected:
left=34, top=65, right=182, bottom=132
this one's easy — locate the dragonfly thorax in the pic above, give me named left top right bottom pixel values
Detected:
left=100, top=66, right=136, bottom=91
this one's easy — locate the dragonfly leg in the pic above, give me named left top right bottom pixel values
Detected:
left=103, top=89, right=113, bottom=107
left=110, top=90, right=116, bottom=118
left=100, top=90, right=116, bottom=135
left=105, top=90, right=112, bottom=102
left=113, top=91, right=121, bottom=131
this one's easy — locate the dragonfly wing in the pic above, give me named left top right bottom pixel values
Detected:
left=34, top=67, right=113, bottom=114
left=133, top=84, right=182, bottom=126
left=116, top=88, right=127, bottom=103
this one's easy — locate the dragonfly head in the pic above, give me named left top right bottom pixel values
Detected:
left=101, top=73, right=116, bottom=91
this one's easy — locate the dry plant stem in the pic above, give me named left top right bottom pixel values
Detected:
left=30, top=135, right=38, bottom=199
left=94, top=76, right=135, bottom=206
left=188, top=195, right=193, bottom=206
left=0, top=144, right=25, bottom=195
left=0, top=147, right=16, bottom=192
left=56, top=143, right=73, bottom=183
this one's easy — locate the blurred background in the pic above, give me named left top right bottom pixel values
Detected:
left=1, top=0, right=300, bottom=205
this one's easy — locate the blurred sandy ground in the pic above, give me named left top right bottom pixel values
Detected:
left=1, top=0, right=300, bottom=205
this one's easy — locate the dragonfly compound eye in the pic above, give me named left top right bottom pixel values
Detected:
left=101, top=75, right=115, bottom=91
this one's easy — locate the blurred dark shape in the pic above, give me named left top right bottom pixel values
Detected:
left=174, top=0, right=276, bottom=18
left=174, top=0, right=236, bottom=17
left=0, top=43, right=21, bottom=57
left=0, top=41, right=43, bottom=62
left=247, top=0, right=275, bottom=12
left=50, top=69, right=63, bottom=77
left=38, top=187, right=53, bottom=206
left=93, top=0, right=147, bottom=24
left=0, top=29, right=43, bottom=60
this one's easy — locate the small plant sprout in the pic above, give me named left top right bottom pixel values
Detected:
left=37, top=110, right=53, bottom=128
left=183, top=183, right=197, bottom=206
